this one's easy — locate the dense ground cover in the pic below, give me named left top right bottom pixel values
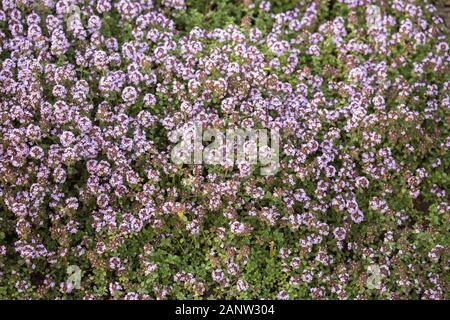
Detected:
left=0, top=0, right=449, bottom=299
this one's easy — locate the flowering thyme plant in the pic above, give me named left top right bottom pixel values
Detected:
left=0, top=0, right=449, bottom=300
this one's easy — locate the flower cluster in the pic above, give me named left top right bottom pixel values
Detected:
left=0, top=0, right=448, bottom=300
